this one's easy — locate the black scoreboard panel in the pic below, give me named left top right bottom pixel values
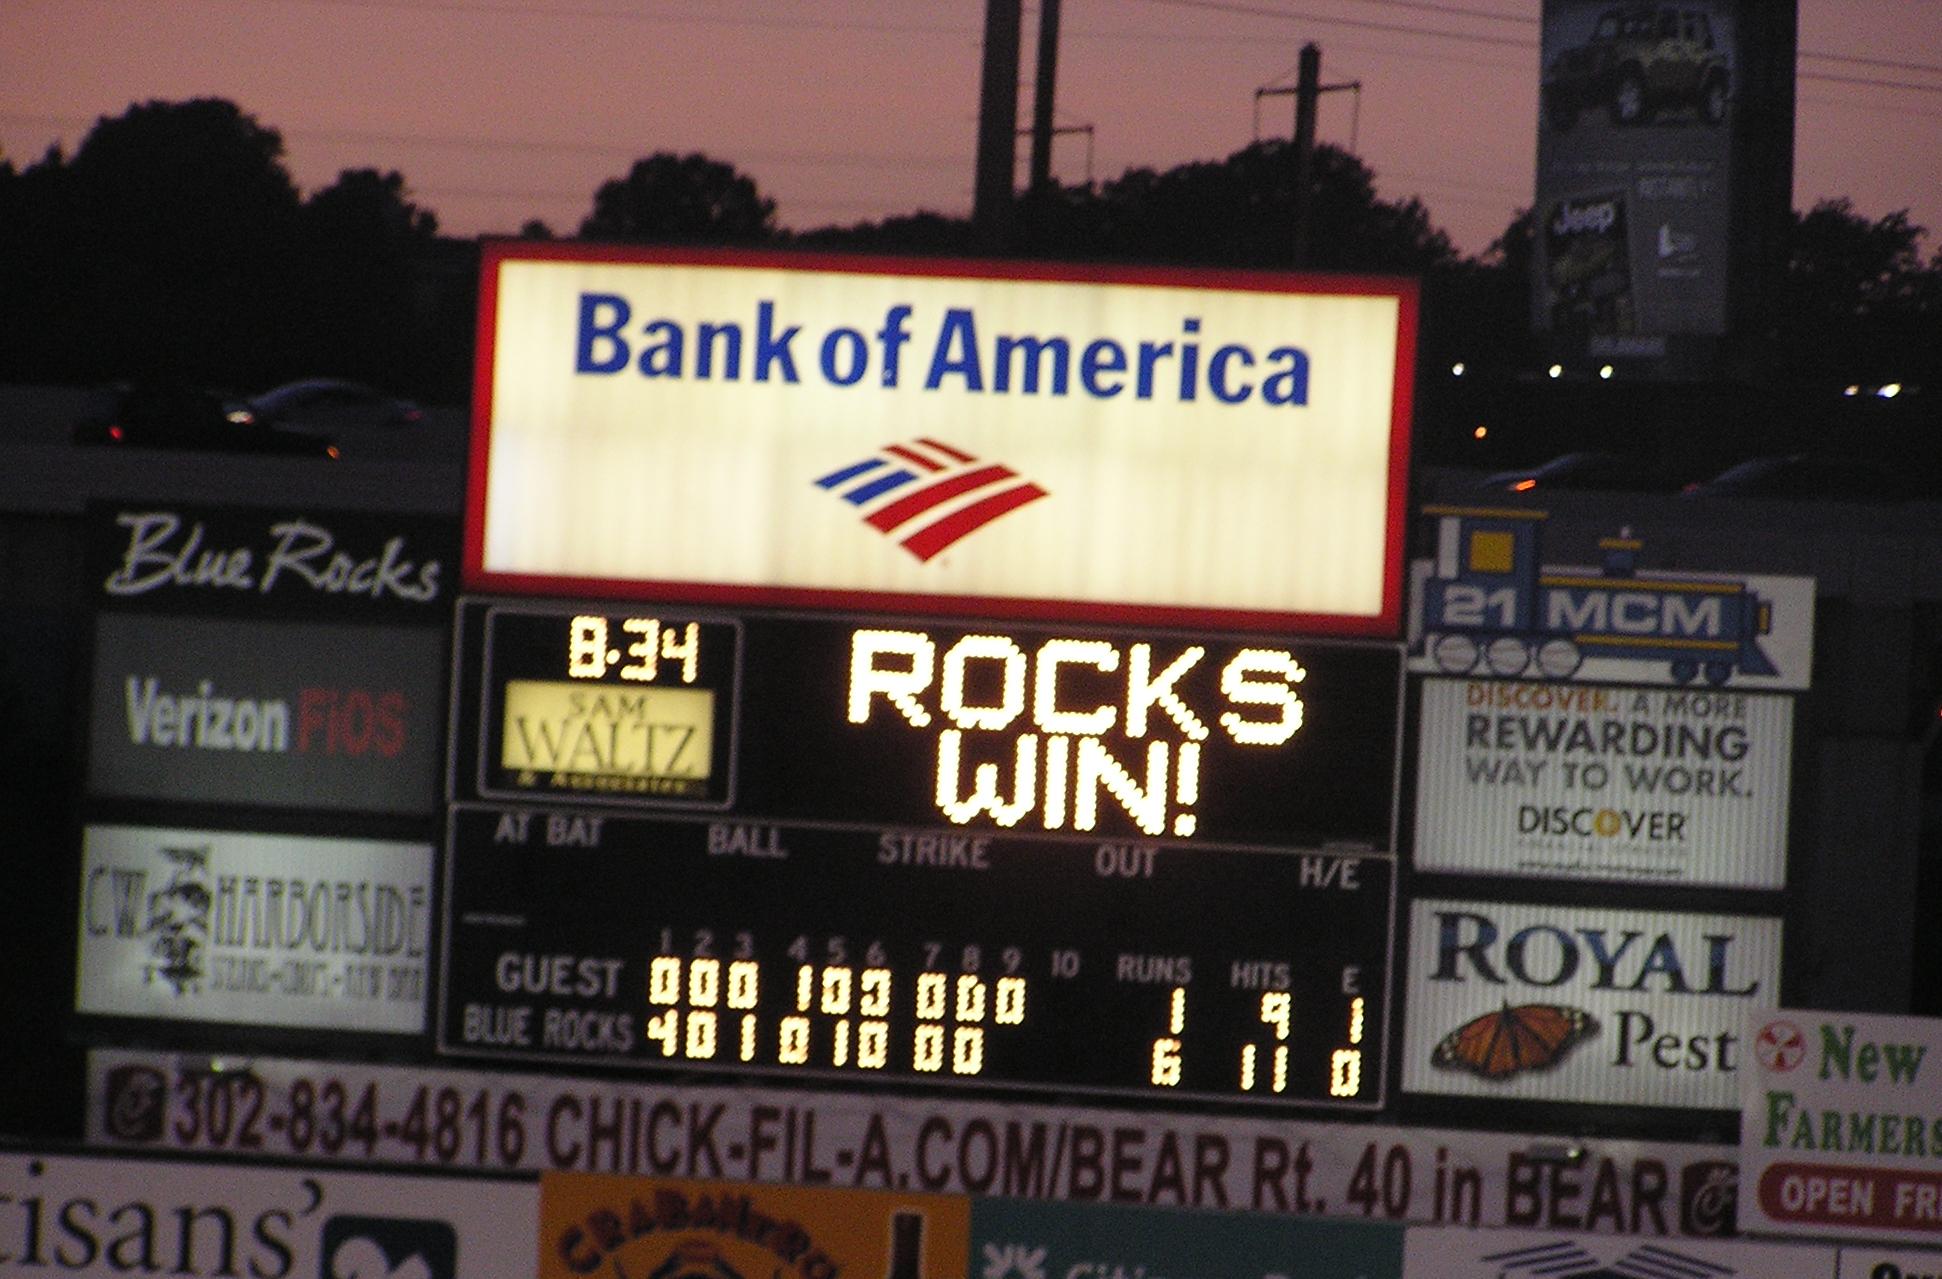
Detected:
left=452, top=599, right=1402, bottom=850
left=440, top=806, right=1391, bottom=1108
left=444, top=597, right=1402, bottom=1109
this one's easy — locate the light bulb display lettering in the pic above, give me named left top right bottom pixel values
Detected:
left=441, top=805, right=1392, bottom=1108
left=847, top=629, right=1314, bottom=839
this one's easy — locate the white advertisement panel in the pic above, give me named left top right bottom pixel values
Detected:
left=1402, top=899, right=1782, bottom=1110
left=1405, top=1225, right=1837, bottom=1278
left=87, top=1048, right=1744, bottom=1240
left=1408, top=507, right=1816, bottom=691
left=470, top=246, right=1416, bottom=634
left=1741, top=1009, right=1942, bottom=1246
left=75, top=825, right=432, bottom=1033
left=1414, top=677, right=1792, bottom=887
left=0, top=1149, right=534, bottom=1279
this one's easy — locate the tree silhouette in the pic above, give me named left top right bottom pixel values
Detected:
left=580, top=152, right=776, bottom=244
left=291, top=169, right=443, bottom=388
left=66, top=98, right=303, bottom=384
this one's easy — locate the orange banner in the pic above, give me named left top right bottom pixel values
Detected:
left=540, top=1173, right=970, bottom=1279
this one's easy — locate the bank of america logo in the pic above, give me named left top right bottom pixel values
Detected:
left=814, top=438, right=1049, bottom=561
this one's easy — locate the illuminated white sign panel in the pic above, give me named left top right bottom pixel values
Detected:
left=1402, top=899, right=1781, bottom=1110
left=1415, top=677, right=1793, bottom=888
left=469, top=246, right=1416, bottom=634
left=0, top=1149, right=535, bottom=1279
left=1740, top=1008, right=1942, bottom=1245
left=75, top=825, right=433, bottom=1034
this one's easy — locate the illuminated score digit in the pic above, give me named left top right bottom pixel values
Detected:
left=1329, top=996, right=1366, bottom=1098
left=645, top=955, right=759, bottom=1061
left=1150, top=987, right=1186, bottom=1087
left=1240, top=991, right=1292, bottom=1094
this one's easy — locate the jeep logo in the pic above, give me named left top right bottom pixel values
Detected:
left=1553, top=199, right=1619, bottom=236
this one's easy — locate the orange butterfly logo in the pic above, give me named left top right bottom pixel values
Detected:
left=1431, top=1002, right=1598, bottom=1079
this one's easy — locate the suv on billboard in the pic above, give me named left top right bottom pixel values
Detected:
left=1543, top=4, right=1730, bottom=129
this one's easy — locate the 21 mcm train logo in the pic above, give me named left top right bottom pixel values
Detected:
left=814, top=438, right=1049, bottom=561
left=1417, top=507, right=1781, bottom=686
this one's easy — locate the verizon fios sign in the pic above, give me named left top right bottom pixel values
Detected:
left=468, top=245, right=1416, bottom=634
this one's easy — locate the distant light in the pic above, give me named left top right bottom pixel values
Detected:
left=107, top=425, right=125, bottom=441
left=1513, top=479, right=1537, bottom=491
left=1472, top=424, right=1488, bottom=440
left=1844, top=384, right=1861, bottom=397
left=1878, top=383, right=1903, bottom=399
left=1598, top=364, right=1615, bottom=380
left=1547, top=364, right=1564, bottom=379
left=1451, top=362, right=1466, bottom=377
left=226, top=408, right=255, bottom=424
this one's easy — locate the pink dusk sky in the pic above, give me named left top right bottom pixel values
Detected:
left=4, top=0, right=1939, bottom=257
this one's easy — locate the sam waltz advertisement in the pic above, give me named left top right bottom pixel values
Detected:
left=1402, top=900, right=1781, bottom=1110
left=1414, top=677, right=1792, bottom=888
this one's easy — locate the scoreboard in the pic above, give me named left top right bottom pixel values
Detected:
left=442, top=600, right=1403, bottom=1109
left=441, top=246, right=1415, bottom=1113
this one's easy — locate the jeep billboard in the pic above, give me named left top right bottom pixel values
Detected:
left=1534, top=1, right=1741, bottom=346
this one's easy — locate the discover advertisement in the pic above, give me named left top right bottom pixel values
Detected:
left=470, top=245, right=1416, bottom=635
left=1741, top=1009, right=1942, bottom=1245
left=1402, top=899, right=1782, bottom=1110
left=0, top=1148, right=534, bottom=1279
left=89, top=1048, right=1746, bottom=1240
left=75, top=825, right=433, bottom=1034
left=1413, top=676, right=1792, bottom=887
left=88, top=613, right=446, bottom=816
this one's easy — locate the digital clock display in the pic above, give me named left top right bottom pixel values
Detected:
left=438, top=805, right=1391, bottom=1108
left=477, top=606, right=741, bottom=807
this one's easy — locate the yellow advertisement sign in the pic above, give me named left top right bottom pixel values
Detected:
left=501, top=679, right=715, bottom=787
left=540, top=1173, right=970, bottom=1279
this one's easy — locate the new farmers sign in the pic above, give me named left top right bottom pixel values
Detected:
left=1741, top=1009, right=1942, bottom=1244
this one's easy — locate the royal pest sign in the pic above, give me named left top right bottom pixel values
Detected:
left=469, top=245, right=1416, bottom=633
left=1403, top=900, right=1782, bottom=1111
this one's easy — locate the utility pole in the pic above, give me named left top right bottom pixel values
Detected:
left=1292, top=42, right=1320, bottom=268
left=1028, top=0, right=1063, bottom=193
left=1256, top=44, right=1359, bottom=268
left=973, top=0, right=1024, bottom=251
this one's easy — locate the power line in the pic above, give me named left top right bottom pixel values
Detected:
left=1132, top=0, right=1535, bottom=48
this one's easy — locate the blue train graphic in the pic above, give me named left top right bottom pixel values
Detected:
left=1414, top=506, right=1778, bottom=685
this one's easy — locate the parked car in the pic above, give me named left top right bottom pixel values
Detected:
left=72, top=383, right=339, bottom=457
left=1679, top=454, right=1911, bottom=501
left=242, top=378, right=423, bottom=437
left=1543, top=4, right=1730, bottom=129
left=1474, top=451, right=1663, bottom=494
